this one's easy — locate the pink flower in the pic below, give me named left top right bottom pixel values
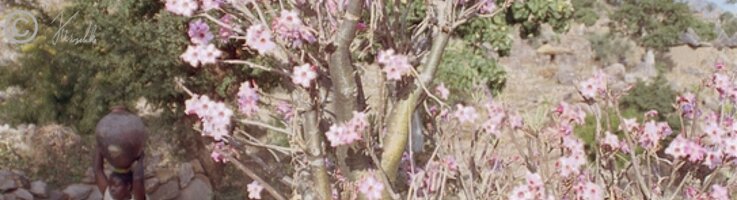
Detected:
left=247, top=181, right=264, bottom=199
left=358, top=175, right=384, bottom=200
left=723, top=136, right=737, bottom=159
left=710, top=184, right=730, bottom=200
left=479, top=0, right=497, bottom=14
left=578, top=72, right=608, bottom=100
left=481, top=101, right=506, bottom=136
left=620, top=118, right=639, bottom=133
left=188, top=19, right=214, bottom=45
left=554, top=102, right=586, bottom=125
left=210, top=142, right=230, bottom=163
left=218, top=14, right=237, bottom=42
left=201, top=0, right=222, bottom=11
left=165, top=0, right=198, bottom=16
left=454, top=104, right=478, bottom=123
left=601, top=131, right=626, bottom=152
left=715, top=59, right=726, bottom=70
left=509, top=185, right=533, bottom=200
left=435, top=83, right=450, bottom=100
left=508, top=113, right=524, bottom=130
left=377, top=49, right=412, bottom=81
left=325, top=112, right=367, bottom=147
left=703, top=149, right=723, bottom=169
left=180, top=44, right=222, bottom=67
left=245, top=24, right=277, bottom=54
left=184, top=95, right=232, bottom=141
left=237, top=81, right=260, bottom=116
left=575, top=181, right=604, bottom=200
left=666, top=135, right=706, bottom=162
left=272, top=10, right=316, bottom=47
left=276, top=101, right=294, bottom=121
left=291, top=64, right=318, bottom=88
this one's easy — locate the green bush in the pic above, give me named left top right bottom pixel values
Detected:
left=435, top=40, right=506, bottom=102
left=609, top=0, right=715, bottom=50
left=0, top=0, right=277, bottom=133
left=587, top=33, right=632, bottom=65
left=572, top=0, right=601, bottom=26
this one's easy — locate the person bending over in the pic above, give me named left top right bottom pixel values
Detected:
left=94, top=106, right=147, bottom=200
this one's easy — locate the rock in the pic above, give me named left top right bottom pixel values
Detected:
left=178, top=163, right=195, bottom=188
left=0, top=170, right=29, bottom=192
left=176, top=175, right=213, bottom=200
left=625, top=50, right=658, bottom=84
left=604, top=63, right=626, bottom=80
left=145, top=177, right=160, bottom=194
left=85, top=188, right=102, bottom=200
left=62, top=184, right=93, bottom=200
left=48, top=190, right=65, bottom=200
left=30, top=181, right=48, bottom=198
left=151, top=181, right=179, bottom=200
left=189, top=159, right=204, bottom=174
left=13, top=188, right=34, bottom=200
left=0, top=177, right=19, bottom=192
left=156, top=168, right=178, bottom=183
left=556, top=65, right=576, bottom=85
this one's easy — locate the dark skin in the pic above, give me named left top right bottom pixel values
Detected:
left=94, top=106, right=147, bottom=200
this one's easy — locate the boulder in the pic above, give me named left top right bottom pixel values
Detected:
left=178, top=163, right=194, bottom=188
left=189, top=159, right=204, bottom=174
left=151, top=180, right=179, bottom=200
left=176, top=175, right=213, bottom=200
left=604, top=63, right=626, bottom=80
left=62, top=184, right=93, bottom=200
left=48, top=190, right=65, bottom=200
left=13, top=188, right=34, bottom=200
left=29, top=181, right=48, bottom=198
left=155, top=168, right=178, bottom=183
left=144, top=177, right=160, bottom=194
left=0, top=170, right=29, bottom=192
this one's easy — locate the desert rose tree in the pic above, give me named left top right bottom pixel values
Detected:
left=166, top=0, right=516, bottom=198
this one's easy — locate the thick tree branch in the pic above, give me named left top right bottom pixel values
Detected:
left=328, top=0, right=364, bottom=122
left=381, top=31, right=450, bottom=182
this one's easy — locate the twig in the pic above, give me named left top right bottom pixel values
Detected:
left=227, top=155, right=288, bottom=200
left=238, top=119, right=291, bottom=135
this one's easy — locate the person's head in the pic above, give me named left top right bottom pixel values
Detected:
left=109, top=172, right=133, bottom=200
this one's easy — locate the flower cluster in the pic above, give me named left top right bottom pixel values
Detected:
left=685, top=185, right=731, bottom=200
left=578, top=71, right=607, bottom=100
left=636, top=120, right=673, bottom=150
left=556, top=136, right=586, bottom=177
left=291, top=64, right=318, bottom=88
left=676, top=92, right=698, bottom=119
left=508, top=171, right=551, bottom=200
left=276, top=101, right=295, bottom=121
left=165, top=0, right=198, bottom=16
left=665, top=135, right=706, bottom=162
left=453, top=104, right=478, bottom=124
left=325, top=111, right=368, bottom=147
left=201, top=0, right=222, bottom=11
left=245, top=24, right=277, bottom=54
left=185, top=95, right=233, bottom=141
left=181, top=44, right=223, bottom=67
left=272, top=10, right=316, bottom=47
left=180, top=19, right=222, bottom=67
left=479, top=0, right=497, bottom=14
left=574, top=179, right=604, bottom=200
left=237, top=81, right=260, bottom=116
left=358, top=174, right=384, bottom=200
left=480, top=100, right=507, bottom=137
left=600, top=131, right=629, bottom=153
left=377, top=49, right=412, bottom=81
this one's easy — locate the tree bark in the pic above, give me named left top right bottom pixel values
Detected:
left=381, top=31, right=450, bottom=182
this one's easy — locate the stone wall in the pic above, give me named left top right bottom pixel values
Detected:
left=0, top=159, right=213, bottom=200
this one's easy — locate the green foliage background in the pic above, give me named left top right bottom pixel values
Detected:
left=610, top=0, right=715, bottom=50
left=0, top=0, right=276, bottom=134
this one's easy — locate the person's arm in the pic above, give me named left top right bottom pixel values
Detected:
left=132, top=154, right=146, bottom=200
left=94, top=148, right=108, bottom=193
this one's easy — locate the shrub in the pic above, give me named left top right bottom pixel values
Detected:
left=435, top=40, right=506, bottom=102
